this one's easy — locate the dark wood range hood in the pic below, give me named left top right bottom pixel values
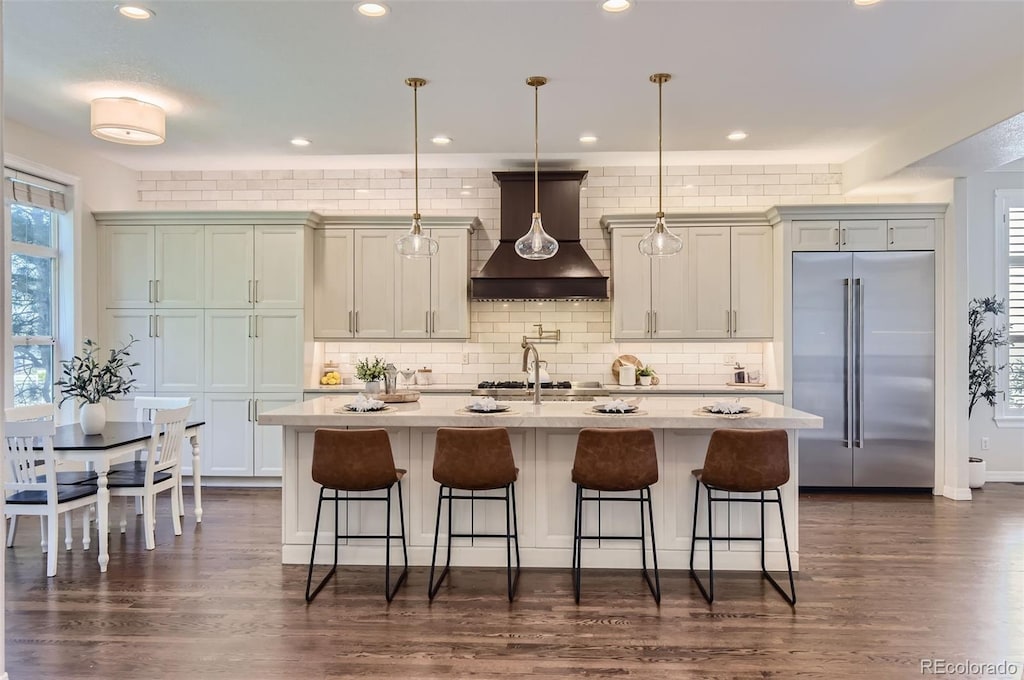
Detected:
left=470, top=170, right=609, bottom=301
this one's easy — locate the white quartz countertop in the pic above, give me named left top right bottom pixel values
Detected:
left=261, top=395, right=821, bottom=429
left=305, top=384, right=783, bottom=395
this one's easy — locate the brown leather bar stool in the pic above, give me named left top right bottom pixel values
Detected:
left=305, top=428, right=408, bottom=603
left=689, top=428, right=795, bottom=605
left=571, top=428, right=660, bottom=604
left=429, top=427, right=520, bottom=602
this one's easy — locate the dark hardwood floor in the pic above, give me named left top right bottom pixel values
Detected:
left=6, top=485, right=1024, bottom=679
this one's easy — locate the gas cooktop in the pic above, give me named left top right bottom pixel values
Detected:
left=477, top=380, right=573, bottom=390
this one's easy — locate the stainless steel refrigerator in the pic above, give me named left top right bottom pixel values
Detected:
left=792, top=252, right=935, bottom=488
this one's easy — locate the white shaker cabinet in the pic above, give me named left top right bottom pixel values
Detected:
left=791, top=217, right=934, bottom=252
left=313, top=230, right=354, bottom=338
left=102, top=225, right=204, bottom=309
left=254, top=311, right=305, bottom=392
left=102, top=309, right=204, bottom=394
left=730, top=226, right=774, bottom=338
left=313, top=219, right=475, bottom=340
left=254, top=393, right=302, bottom=477
left=203, top=394, right=255, bottom=477
left=353, top=230, right=397, bottom=338
left=606, top=217, right=773, bottom=340
left=204, top=224, right=304, bottom=308
left=204, top=226, right=255, bottom=308
left=682, top=227, right=731, bottom=338
left=204, top=309, right=254, bottom=393
left=610, top=228, right=652, bottom=339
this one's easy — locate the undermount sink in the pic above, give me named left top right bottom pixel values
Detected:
left=495, top=393, right=596, bottom=402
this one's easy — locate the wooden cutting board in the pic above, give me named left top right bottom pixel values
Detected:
left=377, top=391, right=421, bottom=403
left=611, top=355, right=660, bottom=385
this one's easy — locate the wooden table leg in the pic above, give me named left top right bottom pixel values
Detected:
left=190, top=433, right=203, bottom=523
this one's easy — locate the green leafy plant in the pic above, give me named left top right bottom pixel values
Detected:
left=56, top=337, right=140, bottom=406
left=968, top=297, right=1007, bottom=418
left=355, top=356, right=388, bottom=382
left=637, top=364, right=656, bottom=377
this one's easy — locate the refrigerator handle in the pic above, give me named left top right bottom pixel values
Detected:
left=843, top=278, right=852, bottom=448
left=855, top=278, right=865, bottom=448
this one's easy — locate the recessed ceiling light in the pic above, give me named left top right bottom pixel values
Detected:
left=355, top=2, right=389, bottom=17
left=579, top=135, right=599, bottom=144
left=356, top=188, right=370, bottom=193
left=431, top=135, right=452, bottom=145
left=601, top=0, right=632, bottom=13
left=853, top=0, right=882, bottom=5
left=117, top=4, right=154, bottom=19
left=727, top=130, right=748, bottom=141
left=462, top=185, right=471, bottom=189
left=290, top=137, right=311, bottom=147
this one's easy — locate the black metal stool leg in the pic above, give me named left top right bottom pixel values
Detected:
left=689, top=479, right=715, bottom=604
left=428, top=485, right=450, bottom=600
left=306, top=487, right=338, bottom=603
left=505, top=482, right=521, bottom=602
left=572, top=484, right=583, bottom=604
left=384, top=482, right=409, bottom=603
left=640, top=487, right=661, bottom=604
left=760, top=488, right=796, bottom=605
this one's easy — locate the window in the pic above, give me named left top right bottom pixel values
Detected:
left=6, top=170, right=67, bottom=406
left=996, top=189, right=1024, bottom=422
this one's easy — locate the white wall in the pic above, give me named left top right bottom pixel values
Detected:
left=964, top=171, right=1024, bottom=479
left=3, top=119, right=139, bottom=345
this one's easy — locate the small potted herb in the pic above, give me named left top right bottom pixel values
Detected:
left=637, top=364, right=656, bottom=386
left=56, top=337, right=140, bottom=434
left=355, top=356, right=388, bottom=394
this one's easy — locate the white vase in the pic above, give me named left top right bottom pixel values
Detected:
left=968, top=457, right=986, bottom=489
left=638, top=375, right=653, bottom=386
left=363, top=380, right=381, bottom=394
left=79, top=402, right=106, bottom=435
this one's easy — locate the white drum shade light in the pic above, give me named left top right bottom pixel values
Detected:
left=90, top=97, right=166, bottom=145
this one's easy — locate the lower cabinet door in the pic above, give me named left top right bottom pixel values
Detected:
left=253, top=393, right=301, bottom=477
left=203, top=393, right=255, bottom=476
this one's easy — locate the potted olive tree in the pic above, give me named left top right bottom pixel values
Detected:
left=56, top=337, right=139, bottom=434
left=968, top=297, right=1007, bottom=489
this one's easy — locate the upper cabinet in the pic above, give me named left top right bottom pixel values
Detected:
left=790, top=217, right=936, bottom=252
left=205, top=224, right=305, bottom=308
left=101, top=224, right=204, bottom=309
left=312, top=217, right=475, bottom=340
left=604, top=215, right=774, bottom=340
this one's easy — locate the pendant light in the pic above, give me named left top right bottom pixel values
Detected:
left=395, top=77, right=439, bottom=259
left=515, top=76, right=559, bottom=261
left=639, top=73, right=684, bottom=257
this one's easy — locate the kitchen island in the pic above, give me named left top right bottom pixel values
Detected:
left=259, top=395, right=821, bottom=571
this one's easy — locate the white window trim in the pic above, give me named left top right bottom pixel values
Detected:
left=994, top=188, right=1024, bottom=427
left=3, top=155, right=78, bottom=420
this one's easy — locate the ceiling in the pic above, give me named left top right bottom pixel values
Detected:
left=3, top=0, right=1024, bottom=171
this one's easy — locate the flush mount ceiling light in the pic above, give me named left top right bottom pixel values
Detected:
left=579, top=134, right=599, bottom=144
left=431, top=135, right=452, bottom=145
left=639, top=73, right=684, bottom=258
left=90, top=97, right=165, bottom=145
left=117, top=4, right=154, bottom=19
left=290, top=137, right=311, bottom=147
left=515, top=76, right=559, bottom=261
left=355, top=2, right=389, bottom=17
left=727, top=130, right=749, bottom=141
left=601, top=0, right=632, bottom=13
left=853, top=0, right=882, bottom=5
left=395, top=77, right=439, bottom=259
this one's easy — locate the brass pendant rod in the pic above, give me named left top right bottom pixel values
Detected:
left=413, top=81, right=419, bottom=217
left=533, top=81, right=539, bottom=214
left=657, top=78, right=663, bottom=215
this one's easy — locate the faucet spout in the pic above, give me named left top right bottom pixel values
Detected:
left=521, top=342, right=541, bottom=405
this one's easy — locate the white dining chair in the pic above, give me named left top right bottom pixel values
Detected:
left=106, top=404, right=190, bottom=550
left=110, top=396, right=192, bottom=529
left=4, top=407, right=99, bottom=577
left=4, top=404, right=98, bottom=551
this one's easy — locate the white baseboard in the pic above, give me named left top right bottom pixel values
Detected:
left=942, top=485, right=973, bottom=501
left=180, top=476, right=282, bottom=489
left=983, top=472, right=1024, bottom=482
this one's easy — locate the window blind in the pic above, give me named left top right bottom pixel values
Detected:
left=1008, top=209, right=1024, bottom=342
left=3, top=169, right=68, bottom=213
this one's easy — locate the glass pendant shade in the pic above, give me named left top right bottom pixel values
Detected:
left=395, top=215, right=438, bottom=258
left=638, top=214, right=684, bottom=256
left=515, top=212, right=559, bottom=260
left=396, top=76, right=439, bottom=259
